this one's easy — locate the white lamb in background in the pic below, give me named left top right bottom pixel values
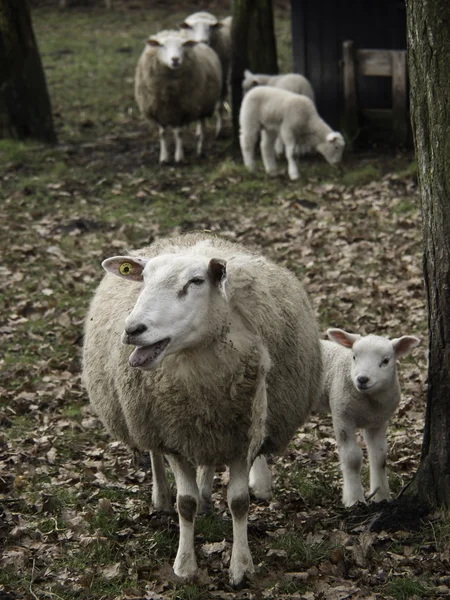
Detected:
left=83, top=233, right=323, bottom=587
left=181, top=11, right=232, bottom=136
left=239, top=86, right=345, bottom=180
left=316, top=328, right=421, bottom=507
left=242, top=69, right=315, bottom=102
left=134, top=29, right=222, bottom=163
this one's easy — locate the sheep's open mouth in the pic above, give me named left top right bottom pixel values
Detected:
left=129, top=338, right=170, bottom=369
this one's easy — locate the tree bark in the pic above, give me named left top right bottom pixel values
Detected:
left=0, top=0, right=57, bottom=143
left=404, top=0, right=450, bottom=508
left=230, top=0, right=278, bottom=146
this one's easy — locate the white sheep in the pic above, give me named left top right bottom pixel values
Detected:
left=134, top=29, right=222, bottom=163
left=181, top=12, right=232, bottom=136
left=242, top=69, right=315, bottom=102
left=239, top=86, right=345, bottom=180
left=316, top=328, right=421, bottom=507
left=82, top=233, right=322, bottom=587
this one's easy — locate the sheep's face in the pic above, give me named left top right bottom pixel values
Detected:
left=102, top=254, right=227, bottom=370
left=317, top=132, right=345, bottom=165
left=327, top=329, right=420, bottom=394
left=147, top=33, right=196, bottom=70
left=180, top=12, right=220, bottom=44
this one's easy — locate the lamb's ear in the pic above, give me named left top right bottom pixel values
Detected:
left=211, top=21, right=223, bottom=29
left=244, top=69, right=252, bottom=78
left=180, top=21, right=190, bottom=29
left=391, top=336, right=421, bottom=359
left=327, top=328, right=360, bottom=348
left=102, top=256, right=147, bottom=282
left=327, top=132, right=343, bottom=143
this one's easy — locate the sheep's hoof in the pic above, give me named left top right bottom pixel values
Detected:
left=229, top=555, right=254, bottom=589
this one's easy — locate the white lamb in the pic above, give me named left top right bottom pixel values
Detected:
left=134, top=29, right=222, bottom=163
left=181, top=11, right=232, bottom=136
left=83, top=233, right=322, bottom=586
left=242, top=69, right=315, bottom=102
left=239, top=86, right=345, bottom=180
left=316, top=328, right=421, bottom=507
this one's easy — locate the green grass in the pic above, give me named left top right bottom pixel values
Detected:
left=381, top=578, right=429, bottom=600
left=271, top=530, right=337, bottom=565
left=195, top=513, right=231, bottom=542
left=341, top=164, right=382, bottom=187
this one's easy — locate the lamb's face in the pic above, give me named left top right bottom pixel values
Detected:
left=317, top=132, right=345, bottom=165
left=350, top=336, right=397, bottom=393
left=102, top=253, right=227, bottom=370
left=180, top=14, right=219, bottom=44
left=147, top=33, right=196, bottom=70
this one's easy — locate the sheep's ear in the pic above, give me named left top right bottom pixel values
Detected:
left=391, top=336, right=421, bottom=359
left=183, top=39, right=197, bottom=48
left=146, top=38, right=161, bottom=47
left=208, top=258, right=227, bottom=285
left=327, top=328, right=360, bottom=348
left=327, top=132, right=343, bottom=143
left=180, top=21, right=190, bottom=29
left=102, top=256, right=147, bottom=282
left=211, top=21, right=223, bottom=29
left=244, top=69, right=252, bottom=78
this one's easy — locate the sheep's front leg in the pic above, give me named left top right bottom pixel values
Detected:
left=334, top=421, right=365, bottom=507
left=158, top=126, right=170, bottom=164
left=363, top=424, right=390, bottom=502
left=195, top=120, right=205, bottom=156
left=249, top=455, right=272, bottom=500
left=173, top=127, right=185, bottom=163
left=281, top=128, right=300, bottom=180
left=167, top=455, right=199, bottom=580
left=260, top=129, right=278, bottom=176
left=228, top=458, right=254, bottom=587
left=196, top=465, right=215, bottom=513
left=150, top=451, right=173, bottom=512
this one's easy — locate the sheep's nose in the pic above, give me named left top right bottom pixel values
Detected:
left=171, top=57, right=180, bottom=66
left=357, top=375, right=369, bottom=386
left=125, top=323, right=147, bottom=336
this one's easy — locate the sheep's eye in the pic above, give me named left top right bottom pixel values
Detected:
left=380, top=358, right=390, bottom=367
left=189, top=277, right=205, bottom=286
left=119, top=262, right=133, bottom=275
left=352, top=355, right=356, bottom=361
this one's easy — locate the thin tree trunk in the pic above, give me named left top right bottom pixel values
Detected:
left=404, top=0, right=450, bottom=508
left=230, top=0, right=278, bottom=146
left=0, top=0, right=57, bottom=143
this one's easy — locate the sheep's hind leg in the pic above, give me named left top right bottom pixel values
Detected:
left=195, top=120, right=204, bottom=156
left=228, top=458, right=254, bottom=587
left=239, top=129, right=258, bottom=172
left=173, top=127, right=185, bottom=163
left=158, top=126, right=170, bottom=164
left=363, top=424, right=390, bottom=502
left=167, top=455, right=199, bottom=580
left=281, top=128, right=300, bottom=180
left=150, top=451, right=173, bottom=513
left=334, top=421, right=365, bottom=507
left=260, top=129, right=278, bottom=176
left=249, top=455, right=272, bottom=500
left=196, top=465, right=215, bottom=513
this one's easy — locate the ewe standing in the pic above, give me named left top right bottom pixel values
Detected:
left=83, top=233, right=322, bottom=586
left=134, top=30, right=222, bottom=163
left=239, top=86, right=345, bottom=180
left=317, top=329, right=420, bottom=507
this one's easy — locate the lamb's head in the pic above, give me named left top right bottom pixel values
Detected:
left=180, top=11, right=221, bottom=45
left=317, top=131, right=345, bottom=165
left=242, top=70, right=260, bottom=93
left=102, top=254, right=227, bottom=370
left=146, top=30, right=197, bottom=70
left=327, top=328, right=420, bottom=394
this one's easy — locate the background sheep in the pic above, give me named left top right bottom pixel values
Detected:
left=239, top=86, right=345, bottom=180
left=316, top=328, right=421, bottom=507
left=181, top=11, right=232, bottom=136
left=242, top=69, right=315, bottom=102
left=83, top=233, right=322, bottom=586
left=134, top=29, right=222, bottom=163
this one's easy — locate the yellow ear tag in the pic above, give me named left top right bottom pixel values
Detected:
left=119, top=262, right=133, bottom=276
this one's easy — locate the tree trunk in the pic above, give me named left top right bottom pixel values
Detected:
left=0, top=0, right=57, bottom=143
left=404, top=0, right=450, bottom=508
left=230, top=0, right=278, bottom=146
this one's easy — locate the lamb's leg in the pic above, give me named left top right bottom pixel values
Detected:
left=274, top=135, right=284, bottom=157
left=334, top=421, right=365, bottom=506
left=281, top=129, right=300, bottom=180
left=249, top=455, right=272, bottom=500
left=167, top=455, right=199, bottom=580
left=159, top=126, right=170, bottom=164
left=260, top=129, right=278, bottom=176
left=150, top=451, right=173, bottom=512
left=240, top=128, right=258, bottom=172
left=363, top=424, right=390, bottom=502
left=196, top=465, right=215, bottom=513
left=228, top=458, right=254, bottom=587
left=195, top=120, right=204, bottom=156
left=173, top=127, right=185, bottom=163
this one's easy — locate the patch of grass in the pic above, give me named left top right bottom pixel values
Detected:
left=391, top=198, right=418, bottom=215
left=381, top=577, right=429, bottom=600
left=341, top=164, right=381, bottom=187
left=276, top=579, right=310, bottom=595
left=171, top=584, right=207, bottom=600
left=277, top=464, right=336, bottom=506
left=395, top=160, right=417, bottom=179
left=195, top=513, right=231, bottom=543
left=271, top=530, right=337, bottom=566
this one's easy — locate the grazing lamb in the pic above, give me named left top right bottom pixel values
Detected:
left=315, top=328, right=421, bottom=507
left=134, top=29, right=222, bottom=163
left=239, top=86, right=345, bottom=180
left=242, top=69, right=315, bottom=102
left=181, top=11, right=232, bottom=136
left=83, top=233, right=322, bottom=586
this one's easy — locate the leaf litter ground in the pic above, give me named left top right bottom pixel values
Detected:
left=0, top=4, right=449, bottom=600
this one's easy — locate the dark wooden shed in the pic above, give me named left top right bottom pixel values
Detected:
left=290, top=0, right=408, bottom=143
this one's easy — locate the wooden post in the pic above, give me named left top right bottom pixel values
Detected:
left=342, top=40, right=359, bottom=139
left=391, top=50, right=408, bottom=144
